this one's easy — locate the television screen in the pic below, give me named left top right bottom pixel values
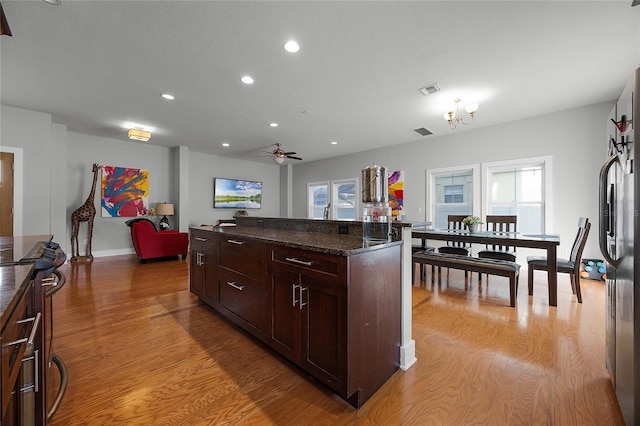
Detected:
left=214, top=177, right=262, bottom=209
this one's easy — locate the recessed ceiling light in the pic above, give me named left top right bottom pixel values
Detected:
left=331, top=141, right=338, bottom=145
left=161, top=93, right=175, bottom=100
left=269, top=123, right=278, bottom=127
left=222, top=143, right=230, bottom=147
left=284, top=40, right=300, bottom=53
left=241, top=75, right=254, bottom=85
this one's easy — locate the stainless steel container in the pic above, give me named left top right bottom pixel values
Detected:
left=361, top=164, right=388, bottom=203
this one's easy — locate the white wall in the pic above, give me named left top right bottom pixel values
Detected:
left=1, top=105, right=53, bottom=235
left=66, top=132, right=176, bottom=256
left=291, top=102, right=614, bottom=260
left=2, top=104, right=281, bottom=257
left=188, top=151, right=280, bottom=227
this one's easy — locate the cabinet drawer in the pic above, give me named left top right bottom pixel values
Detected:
left=270, top=246, right=342, bottom=277
left=218, top=237, right=265, bottom=280
left=1, top=283, right=34, bottom=415
left=219, top=270, right=266, bottom=332
left=190, top=231, right=211, bottom=251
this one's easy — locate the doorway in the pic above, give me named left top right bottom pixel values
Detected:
left=0, top=152, right=14, bottom=236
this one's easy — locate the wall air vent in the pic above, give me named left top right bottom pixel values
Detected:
left=414, top=127, right=433, bottom=136
left=418, top=84, right=440, bottom=96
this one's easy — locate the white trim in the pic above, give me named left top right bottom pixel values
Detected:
left=425, top=163, right=481, bottom=224
left=0, top=146, right=24, bottom=236
left=307, top=180, right=329, bottom=219
left=331, top=177, right=359, bottom=221
left=481, top=155, right=553, bottom=232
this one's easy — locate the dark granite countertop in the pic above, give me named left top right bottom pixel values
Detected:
left=0, top=263, right=34, bottom=330
left=191, top=225, right=402, bottom=256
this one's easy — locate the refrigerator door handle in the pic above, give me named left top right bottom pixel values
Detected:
left=599, top=154, right=621, bottom=269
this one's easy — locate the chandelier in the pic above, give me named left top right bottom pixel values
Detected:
left=444, top=98, right=479, bottom=129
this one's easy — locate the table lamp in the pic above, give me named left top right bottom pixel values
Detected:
left=156, top=202, right=174, bottom=230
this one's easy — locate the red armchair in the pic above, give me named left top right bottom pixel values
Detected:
left=125, top=218, right=189, bottom=263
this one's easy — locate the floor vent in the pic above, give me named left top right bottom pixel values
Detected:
left=414, top=127, right=433, bottom=136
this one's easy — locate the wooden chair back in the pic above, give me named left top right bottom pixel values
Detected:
left=570, top=217, right=591, bottom=266
left=484, top=215, right=518, bottom=252
left=446, top=215, right=470, bottom=249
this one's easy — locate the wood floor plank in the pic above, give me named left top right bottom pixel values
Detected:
left=47, top=255, right=625, bottom=425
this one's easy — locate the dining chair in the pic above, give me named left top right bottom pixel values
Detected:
left=477, top=215, right=518, bottom=281
left=437, top=215, right=471, bottom=278
left=526, top=217, right=590, bottom=303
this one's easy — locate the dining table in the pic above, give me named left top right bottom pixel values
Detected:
left=412, top=228, right=561, bottom=306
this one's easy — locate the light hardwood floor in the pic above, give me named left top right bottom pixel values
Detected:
left=48, top=255, right=624, bottom=425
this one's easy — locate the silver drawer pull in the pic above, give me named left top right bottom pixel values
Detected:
left=227, top=239, right=245, bottom=245
left=41, top=277, right=55, bottom=287
left=285, top=257, right=313, bottom=266
left=6, top=337, right=28, bottom=346
left=195, top=237, right=207, bottom=242
left=227, top=281, right=245, bottom=291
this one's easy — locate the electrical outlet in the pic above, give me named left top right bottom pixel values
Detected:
left=338, top=225, right=349, bottom=234
left=417, top=207, right=422, bottom=213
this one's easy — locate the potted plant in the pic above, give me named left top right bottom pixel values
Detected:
left=462, top=215, right=483, bottom=233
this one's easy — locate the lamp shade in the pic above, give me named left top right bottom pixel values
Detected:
left=156, top=203, right=174, bottom=216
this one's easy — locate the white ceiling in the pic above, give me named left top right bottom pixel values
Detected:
left=1, top=1, right=639, bottom=164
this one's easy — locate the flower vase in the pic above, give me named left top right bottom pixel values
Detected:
left=468, top=224, right=478, bottom=233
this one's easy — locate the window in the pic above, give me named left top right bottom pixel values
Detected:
left=332, top=179, right=357, bottom=220
left=444, top=184, right=464, bottom=203
left=308, top=181, right=329, bottom=219
left=426, top=165, right=480, bottom=229
left=482, top=156, right=552, bottom=234
left=307, top=178, right=359, bottom=220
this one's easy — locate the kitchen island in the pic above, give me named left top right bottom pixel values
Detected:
left=189, top=217, right=402, bottom=408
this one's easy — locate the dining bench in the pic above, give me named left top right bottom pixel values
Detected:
left=412, top=251, right=521, bottom=307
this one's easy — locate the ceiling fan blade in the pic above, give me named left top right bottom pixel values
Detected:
left=283, top=151, right=297, bottom=155
left=286, top=155, right=303, bottom=160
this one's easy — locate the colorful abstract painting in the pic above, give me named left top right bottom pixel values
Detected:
left=101, top=166, right=149, bottom=217
left=388, top=170, right=404, bottom=220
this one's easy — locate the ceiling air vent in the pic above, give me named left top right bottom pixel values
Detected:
left=418, top=83, right=440, bottom=96
left=414, top=127, right=433, bottom=136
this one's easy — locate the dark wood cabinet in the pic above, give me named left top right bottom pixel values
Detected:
left=189, top=230, right=218, bottom=307
left=269, top=246, right=346, bottom=392
left=189, top=227, right=401, bottom=408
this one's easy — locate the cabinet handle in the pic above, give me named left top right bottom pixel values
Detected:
left=41, top=277, right=56, bottom=287
left=227, top=281, right=245, bottom=291
left=227, top=239, right=245, bottom=245
left=285, top=257, right=313, bottom=266
left=7, top=312, right=40, bottom=347
left=196, top=252, right=205, bottom=266
left=299, top=286, right=307, bottom=310
left=195, top=237, right=207, bottom=242
left=292, top=284, right=300, bottom=307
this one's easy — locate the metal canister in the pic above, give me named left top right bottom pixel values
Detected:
left=361, top=164, right=388, bottom=203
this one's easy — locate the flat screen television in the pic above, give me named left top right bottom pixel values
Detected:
left=213, top=177, right=262, bottom=209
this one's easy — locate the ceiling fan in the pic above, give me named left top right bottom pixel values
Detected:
left=264, top=143, right=303, bottom=165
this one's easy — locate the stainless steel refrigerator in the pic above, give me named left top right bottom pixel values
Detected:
left=600, top=67, right=640, bottom=425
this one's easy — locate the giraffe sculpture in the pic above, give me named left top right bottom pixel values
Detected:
left=70, top=163, right=101, bottom=262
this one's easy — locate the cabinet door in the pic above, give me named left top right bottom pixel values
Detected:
left=202, top=244, right=219, bottom=306
left=300, top=275, right=345, bottom=390
left=269, top=267, right=300, bottom=362
left=189, top=248, right=204, bottom=297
